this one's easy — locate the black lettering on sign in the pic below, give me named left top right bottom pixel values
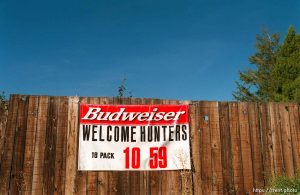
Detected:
left=154, top=126, right=160, bottom=142
left=169, top=126, right=174, bottom=141
left=107, top=126, right=112, bottom=141
left=162, top=126, right=167, bottom=141
left=83, top=125, right=91, bottom=141
left=182, top=125, right=187, bottom=140
left=99, top=152, right=115, bottom=159
left=121, top=126, right=130, bottom=142
left=131, top=126, right=136, bottom=142
left=92, top=125, right=97, bottom=141
left=148, top=126, right=153, bottom=142
left=114, top=126, right=119, bottom=142
left=140, top=126, right=145, bottom=142
left=175, top=125, right=181, bottom=141
left=99, top=126, right=104, bottom=141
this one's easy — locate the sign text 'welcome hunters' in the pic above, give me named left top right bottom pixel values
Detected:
left=78, top=104, right=191, bottom=171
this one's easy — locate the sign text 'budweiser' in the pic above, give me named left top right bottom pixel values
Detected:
left=78, top=104, right=191, bottom=171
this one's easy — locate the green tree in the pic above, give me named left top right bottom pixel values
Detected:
left=272, top=26, right=300, bottom=102
left=0, top=91, right=7, bottom=113
left=233, top=26, right=300, bottom=102
left=233, top=30, right=280, bottom=101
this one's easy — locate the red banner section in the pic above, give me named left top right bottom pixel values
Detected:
left=80, top=104, right=188, bottom=125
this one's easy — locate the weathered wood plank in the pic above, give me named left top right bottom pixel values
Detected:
left=118, top=97, right=132, bottom=195
left=269, top=103, right=285, bottom=175
left=160, top=99, right=182, bottom=195
left=0, top=96, right=18, bottom=193
left=75, top=97, right=88, bottom=195
left=135, top=98, right=150, bottom=195
left=278, top=104, right=294, bottom=177
left=22, top=96, right=39, bottom=194
left=31, top=96, right=49, bottom=194
left=228, top=102, right=244, bottom=195
left=43, top=97, right=59, bottom=195
left=179, top=101, right=193, bottom=195
left=237, top=102, right=254, bottom=195
left=289, top=104, right=300, bottom=174
left=107, top=97, right=120, bottom=195
left=98, top=97, right=110, bottom=195
left=190, top=102, right=202, bottom=195
left=248, top=103, right=264, bottom=190
left=129, top=98, right=141, bottom=195
left=54, top=96, right=68, bottom=195
left=147, top=98, right=162, bottom=195
left=200, top=101, right=212, bottom=195
left=65, top=96, right=79, bottom=194
left=10, top=95, right=29, bottom=194
left=209, top=102, right=223, bottom=195
left=85, top=97, right=100, bottom=195
left=0, top=97, right=8, bottom=165
left=259, top=103, right=275, bottom=182
left=219, top=102, right=234, bottom=195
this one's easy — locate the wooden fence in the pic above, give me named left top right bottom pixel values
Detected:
left=0, top=95, right=299, bottom=195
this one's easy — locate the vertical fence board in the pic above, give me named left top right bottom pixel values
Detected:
left=22, top=96, right=39, bottom=194
left=0, top=98, right=8, bottom=167
left=43, top=97, right=59, bottom=195
left=9, top=96, right=29, bottom=194
left=129, top=98, right=141, bottom=195
left=237, top=102, right=254, bottom=195
left=191, top=102, right=202, bottom=195
left=138, top=97, right=150, bottom=195
left=296, top=104, right=300, bottom=174
left=54, top=97, right=69, bottom=195
left=137, top=98, right=150, bottom=195
left=65, top=96, right=79, bottom=194
left=86, top=97, right=100, bottom=195
left=219, top=102, right=234, bottom=195
left=161, top=99, right=182, bottom=195
left=107, top=97, right=120, bottom=195
left=228, top=102, right=244, bottom=195
left=0, top=96, right=19, bottom=193
left=269, top=103, right=285, bottom=175
left=200, top=101, right=212, bottom=195
left=180, top=100, right=193, bottom=195
left=209, top=102, right=223, bottom=195
left=168, top=99, right=183, bottom=195
left=75, top=97, right=88, bottom=195
left=31, top=96, right=49, bottom=194
left=259, top=103, right=275, bottom=182
left=248, top=103, right=264, bottom=189
left=278, top=104, right=295, bottom=177
left=97, top=97, right=110, bottom=195
left=148, top=98, right=162, bottom=195
left=0, top=96, right=19, bottom=194
left=117, top=97, right=131, bottom=195
left=160, top=99, right=169, bottom=195
left=289, top=104, right=300, bottom=174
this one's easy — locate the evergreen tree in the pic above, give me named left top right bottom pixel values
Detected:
left=272, top=26, right=300, bottom=102
left=233, top=26, right=300, bottom=102
left=233, top=30, right=280, bottom=101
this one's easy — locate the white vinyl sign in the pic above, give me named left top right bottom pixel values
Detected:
left=78, top=104, right=191, bottom=171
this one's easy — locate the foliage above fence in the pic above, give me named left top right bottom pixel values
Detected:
left=0, top=95, right=299, bottom=194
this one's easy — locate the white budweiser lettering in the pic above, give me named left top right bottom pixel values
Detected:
left=82, top=107, right=186, bottom=122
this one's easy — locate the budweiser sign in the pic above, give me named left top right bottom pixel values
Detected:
left=80, top=105, right=188, bottom=125
left=78, top=104, right=191, bottom=171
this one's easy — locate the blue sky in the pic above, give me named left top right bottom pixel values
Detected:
left=0, top=0, right=299, bottom=101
